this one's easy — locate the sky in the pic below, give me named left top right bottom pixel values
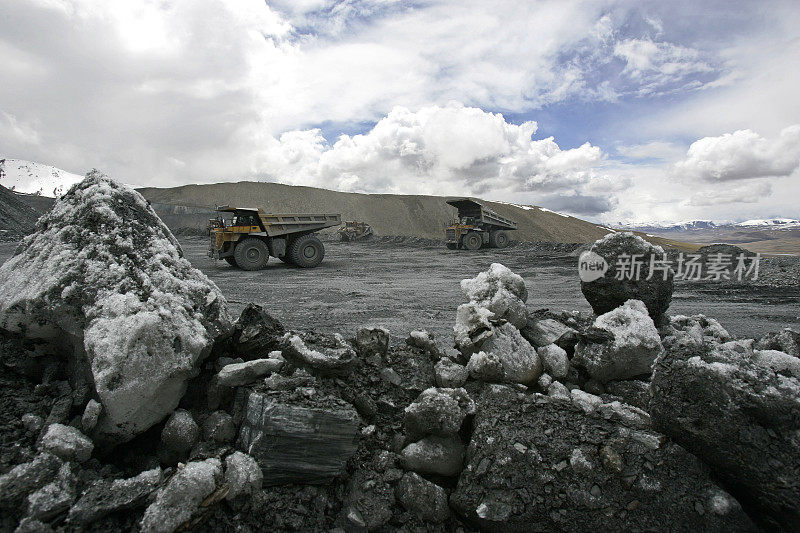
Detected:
left=1, top=0, right=799, bottom=224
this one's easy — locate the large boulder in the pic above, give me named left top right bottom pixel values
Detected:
left=0, top=173, right=232, bottom=443
left=651, top=338, right=800, bottom=530
left=236, top=390, right=360, bottom=485
left=450, top=385, right=755, bottom=532
left=572, top=300, right=663, bottom=383
left=580, top=232, right=674, bottom=318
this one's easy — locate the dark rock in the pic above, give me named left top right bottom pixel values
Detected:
left=202, top=411, right=236, bottom=444
left=520, top=317, right=575, bottom=348
left=25, top=462, right=77, bottom=522
left=280, top=332, right=356, bottom=377
left=160, top=409, right=200, bottom=461
left=450, top=385, right=755, bottom=532
left=67, top=468, right=162, bottom=524
left=580, top=232, right=674, bottom=318
left=0, top=453, right=62, bottom=510
left=396, top=472, right=450, bottom=523
left=651, top=339, right=800, bottom=530
left=343, top=463, right=395, bottom=530
left=236, top=390, right=360, bottom=485
left=354, top=327, right=390, bottom=359
left=401, top=435, right=465, bottom=476
left=232, top=303, right=285, bottom=359
left=605, top=380, right=651, bottom=411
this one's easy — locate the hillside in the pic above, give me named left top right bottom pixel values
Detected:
left=0, top=184, right=41, bottom=240
left=0, top=159, right=83, bottom=197
left=138, top=181, right=615, bottom=243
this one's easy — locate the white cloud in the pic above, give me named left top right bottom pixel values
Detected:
left=615, top=141, right=683, bottom=161
left=688, top=181, right=772, bottom=206
left=674, top=125, right=800, bottom=182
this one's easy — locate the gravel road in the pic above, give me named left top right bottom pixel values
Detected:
left=1, top=238, right=797, bottom=352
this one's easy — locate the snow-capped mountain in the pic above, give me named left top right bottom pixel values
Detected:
left=736, top=218, right=800, bottom=228
left=613, top=220, right=720, bottom=232
left=0, top=158, right=84, bottom=197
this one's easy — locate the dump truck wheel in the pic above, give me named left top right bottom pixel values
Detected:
left=446, top=243, right=458, bottom=250
left=224, top=257, right=237, bottom=267
left=234, top=238, right=269, bottom=270
left=463, top=232, right=482, bottom=250
left=289, top=234, right=325, bottom=268
left=489, top=230, right=509, bottom=249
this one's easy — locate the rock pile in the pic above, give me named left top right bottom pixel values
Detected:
left=0, top=183, right=796, bottom=532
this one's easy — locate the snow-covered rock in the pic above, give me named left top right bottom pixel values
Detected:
left=473, top=323, right=543, bottom=385
left=538, top=343, right=569, bottom=379
left=661, top=314, right=732, bottom=350
left=434, top=358, right=468, bottom=388
left=459, top=263, right=528, bottom=328
left=0, top=159, right=84, bottom=197
left=280, top=332, right=356, bottom=376
left=224, top=452, right=263, bottom=500
left=0, top=173, right=232, bottom=443
left=401, top=435, right=465, bottom=477
left=453, top=302, right=494, bottom=355
left=404, top=387, right=475, bottom=441
left=140, top=459, right=222, bottom=533
left=573, top=300, right=663, bottom=383
left=39, top=424, right=93, bottom=463
left=466, top=350, right=505, bottom=382
left=405, top=330, right=439, bottom=354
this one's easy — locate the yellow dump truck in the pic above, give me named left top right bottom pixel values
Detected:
left=444, top=198, right=517, bottom=250
left=208, top=206, right=341, bottom=270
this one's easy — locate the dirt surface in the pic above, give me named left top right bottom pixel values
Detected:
left=1, top=238, right=797, bottom=347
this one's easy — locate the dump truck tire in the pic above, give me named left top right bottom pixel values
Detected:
left=289, top=234, right=325, bottom=268
left=489, top=230, right=509, bottom=249
left=224, top=257, right=237, bottom=267
left=446, top=243, right=458, bottom=250
left=463, top=232, right=482, bottom=250
left=234, top=238, right=269, bottom=270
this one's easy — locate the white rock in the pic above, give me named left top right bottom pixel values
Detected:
left=466, top=350, right=505, bottom=382
left=406, top=330, right=438, bottom=354
left=0, top=173, right=232, bottom=444
left=479, top=323, right=543, bottom=385
left=224, top=452, right=263, bottom=500
left=460, top=263, right=528, bottom=328
left=39, top=424, right=93, bottom=463
left=573, top=299, right=663, bottom=383
left=216, top=358, right=283, bottom=387
left=454, top=302, right=494, bottom=354
left=404, top=387, right=476, bottom=440
left=538, top=344, right=569, bottom=379
left=140, top=459, right=222, bottom=533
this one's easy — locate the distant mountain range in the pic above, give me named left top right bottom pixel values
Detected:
left=615, top=218, right=800, bottom=232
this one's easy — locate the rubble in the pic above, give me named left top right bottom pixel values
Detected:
left=355, top=327, right=390, bottom=359
left=580, top=232, right=674, bottom=318
left=67, top=468, right=162, bottom=524
left=651, top=337, right=800, bottom=530
left=0, top=173, right=232, bottom=443
left=224, top=452, right=263, bottom=500
left=573, top=299, right=664, bottom=383
left=25, top=463, right=77, bottom=522
left=0, top=453, right=62, bottom=511
left=396, top=472, right=450, bottom=523
left=450, top=385, right=756, bottom=531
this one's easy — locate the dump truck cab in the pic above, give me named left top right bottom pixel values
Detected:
left=444, top=198, right=517, bottom=250
left=208, top=206, right=341, bottom=270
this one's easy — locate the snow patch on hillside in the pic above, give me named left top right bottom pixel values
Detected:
left=0, top=158, right=84, bottom=197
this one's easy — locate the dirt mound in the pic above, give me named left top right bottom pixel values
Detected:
left=138, top=181, right=614, bottom=244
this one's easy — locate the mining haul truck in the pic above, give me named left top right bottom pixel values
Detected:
left=208, top=206, right=341, bottom=270
left=338, top=220, right=374, bottom=241
left=444, top=198, right=517, bottom=250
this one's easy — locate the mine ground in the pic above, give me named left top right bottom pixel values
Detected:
left=3, top=237, right=797, bottom=351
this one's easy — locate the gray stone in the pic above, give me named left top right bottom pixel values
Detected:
left=216, top=358, right=283, bottom=387
left=404, top=387, right=475, bottom=441
left=355, top=327, right=390, bottom=358
left=280, top=332, right=356, bottom=376
left=434, top=358, right=468, bottom=388
left=472, top=323, right=542, bottom=385
left=755, top=327, right=800, bottom=357
left=236, top=391, right=360, bottom=485
left=401, top=435, right=465, bottom=477
left=224, top=452, right=262, bottom=500
left=21, top=414, right=43, bottom=434
left=405, top=330, right=439, bottom=355
left=81, top=399, right=102, bottom=433
left=521, top=318, right=576, bottom=348
left=140, top=459, right=222, bottom=533
left=0, top=453, right=62, bottom=510
left=573, top=300, right=663, bottom=383
left=68, top=468, right=162, bottom=524
left=202, top=411, right=236, bottom=443
left=343, top=463, right=395, bottom=530
left=161, top=409, right=199, bottom=456
left=395, top=472, right=450, bottom=523
left=39, top=423, right=94, bottom=463
left=651, top=338, right=800, bottom=530
left=232, top=303, right=285, bottom=358
left=26, top=463, right=77, bottom=522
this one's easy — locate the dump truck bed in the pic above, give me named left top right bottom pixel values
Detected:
left=446, top=198, right=517, bottom=230
left=258, top=213, right=341, bottom=237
